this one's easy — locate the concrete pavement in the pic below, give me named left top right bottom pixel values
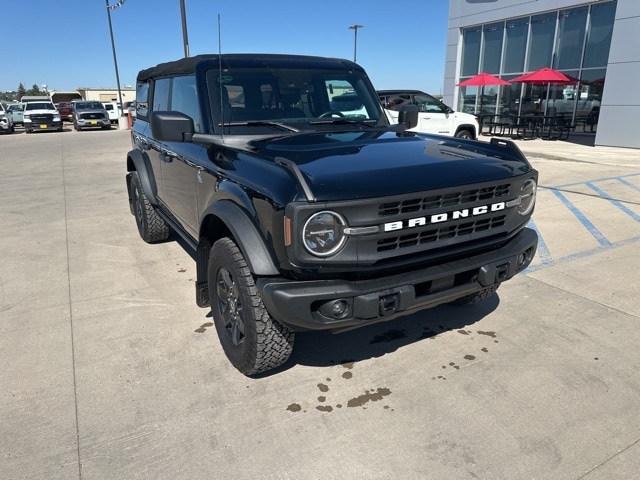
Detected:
left=1, top=126, right=639, bottom=479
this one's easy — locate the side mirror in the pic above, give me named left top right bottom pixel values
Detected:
left=397, top=104, right=418, bottom=130
left=150, top=111, right=195, bottom=142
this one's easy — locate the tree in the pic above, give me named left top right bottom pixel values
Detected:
left=27, top=84, right=42, bottom=96
left=17, top=83, right=26, bottom=99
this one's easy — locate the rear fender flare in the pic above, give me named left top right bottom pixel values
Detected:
left=127, top=149, right=159, bottom=205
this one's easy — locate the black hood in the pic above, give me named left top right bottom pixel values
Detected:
left=246, top=131, right=534, bottom=201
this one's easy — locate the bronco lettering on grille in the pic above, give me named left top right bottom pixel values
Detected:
left=384, top=202, right=506, bottom=232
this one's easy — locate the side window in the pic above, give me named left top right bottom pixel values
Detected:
left=415, top=94, right=445, bottom=113
left=171, top=75, right=201, bottom=132
left=153, top=78, right=170, bottom=112
left=389, top=94, right=410, bottom=111
left=135, top=82, right=149, bottom=119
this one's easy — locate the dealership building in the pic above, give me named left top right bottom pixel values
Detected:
left=445, top=0, right=639, bottom=148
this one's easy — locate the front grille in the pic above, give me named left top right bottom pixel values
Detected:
left=379, top=184, right=510, bottom=216
left=30, top=114, right=54, bottom=122
left=288, top=177, right=529, bottom=267
left=378, top=214, right=507, bottom=252
left=80, top=112, right=104, bottom=120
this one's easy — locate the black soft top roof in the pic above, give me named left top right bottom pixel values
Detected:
left=136, top=54, right=361, bottom=83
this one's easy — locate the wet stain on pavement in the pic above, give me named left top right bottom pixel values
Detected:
left=287, top=361, right=393, bottom=413
left=346, top=388, right=392, bottom=408
left=431, top=330, right=500, bottom=380
left=194, top=322, right=213, bottom=333
left=477, top=331, right=497, bottom=338
left=369, top=329, right=408, bottom=344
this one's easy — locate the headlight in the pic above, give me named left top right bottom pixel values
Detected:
left=517, top=178, right=537, bottom=216
left=54, top=115, right=61, bottom=121
left=302, top=211, right=347, bottom=257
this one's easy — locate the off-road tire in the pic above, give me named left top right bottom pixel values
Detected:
left=450, top=283, right=500, bottom=306
left=209, top=237, right=294, bottom=376
left=131, top=172, right=170, bottom=243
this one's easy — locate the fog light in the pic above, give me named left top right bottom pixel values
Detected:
left=318, top=299, right=352, bottom=320
left=331, top=300, right=348, bottom=317
left=517, top=249, right=533, bottom=269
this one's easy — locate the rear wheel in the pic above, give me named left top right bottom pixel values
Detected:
left=131, top=172, right=170, bottom=243
left=208, top=237, right=294, bottom=376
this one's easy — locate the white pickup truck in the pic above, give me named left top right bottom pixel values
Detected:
left=378, top=90, right=479, bottom=139
left=102, top=102, right=122, bottom=124
left=540, top=91, right=600, bottom=117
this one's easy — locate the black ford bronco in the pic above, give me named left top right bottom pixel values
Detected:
left=126, top=54, right=538, bottom=376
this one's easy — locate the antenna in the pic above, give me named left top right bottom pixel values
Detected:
left=218, top=13, right=225, bottom=138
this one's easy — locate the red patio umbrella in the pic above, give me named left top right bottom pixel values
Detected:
left=457, top=72, right=511, bottom=114
left=457, top=72, right=512, bottom=87
left=511, top=67, right=572, bottom=84
left=512, top=67, right=573, bottom=115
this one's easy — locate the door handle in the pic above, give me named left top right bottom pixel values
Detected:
left=160, top=149, right=176, bottom=163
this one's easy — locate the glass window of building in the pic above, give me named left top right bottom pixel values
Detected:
left=554, top=7, right=588, bottom=70
left=481, top=22, right=504, bottom=74
left=583, top=1, right=617, bottom=68
left=503, top=17, right=528, bottom=74
left=527, top=12, right=557, bottom=71
left=461, top=27, right=482, bottom=77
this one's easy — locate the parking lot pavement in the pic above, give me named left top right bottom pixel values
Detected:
left=1, top=129, right=639, bottom=480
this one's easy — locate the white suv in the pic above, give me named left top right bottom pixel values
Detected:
left=378, top=90, right=479, bottom=139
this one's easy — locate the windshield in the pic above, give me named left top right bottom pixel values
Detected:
left=206, top=66, right=384, bottom=134
left=25, top=103, right=55, bottom=110
left=75, top=101, right=104, bottom=109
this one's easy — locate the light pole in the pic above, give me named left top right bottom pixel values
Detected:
left=106, top=0, right=125, bottom=117
left=348, top=24, right=363, bottom=62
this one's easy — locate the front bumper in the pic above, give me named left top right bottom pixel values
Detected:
left=24, top=120, right=62, bottom=130
left=77, top=119, right=110, bottom=128
left=257, top=227, right=537, bottom=331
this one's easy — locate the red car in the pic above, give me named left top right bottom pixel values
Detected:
left=56, top=102, right=74, bottom=122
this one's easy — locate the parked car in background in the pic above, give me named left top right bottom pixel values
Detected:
left=71, top=100, right=111, bottom=131
left=123, top=101, right=135, bottom=116
left=329, top=92, right=367, bottom=117
left=5, top=103, right=23, bottom=126
left=23, top=100, right=63, bottom=133
left=102, top=102, right=122, bottom=124
left=57, top=102, right=74, bottom=122
left=0, top=103, right=15, bottom=134
left=378, top=89, right=479, bottom=139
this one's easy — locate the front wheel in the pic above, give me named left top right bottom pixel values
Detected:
left=208, top=238, right=294, bottom=376
left=454, top=129, right=473, bottom=139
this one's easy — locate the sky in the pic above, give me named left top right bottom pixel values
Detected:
left=2, top=0, right=450, bottom=96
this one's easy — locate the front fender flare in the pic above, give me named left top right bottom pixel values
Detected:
left=201, top=200, right=280, bottom=276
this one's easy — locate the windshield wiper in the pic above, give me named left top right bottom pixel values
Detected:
left=308, top=118, right=375, bottom=128
left=219, top=121, right=300, bottom=132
